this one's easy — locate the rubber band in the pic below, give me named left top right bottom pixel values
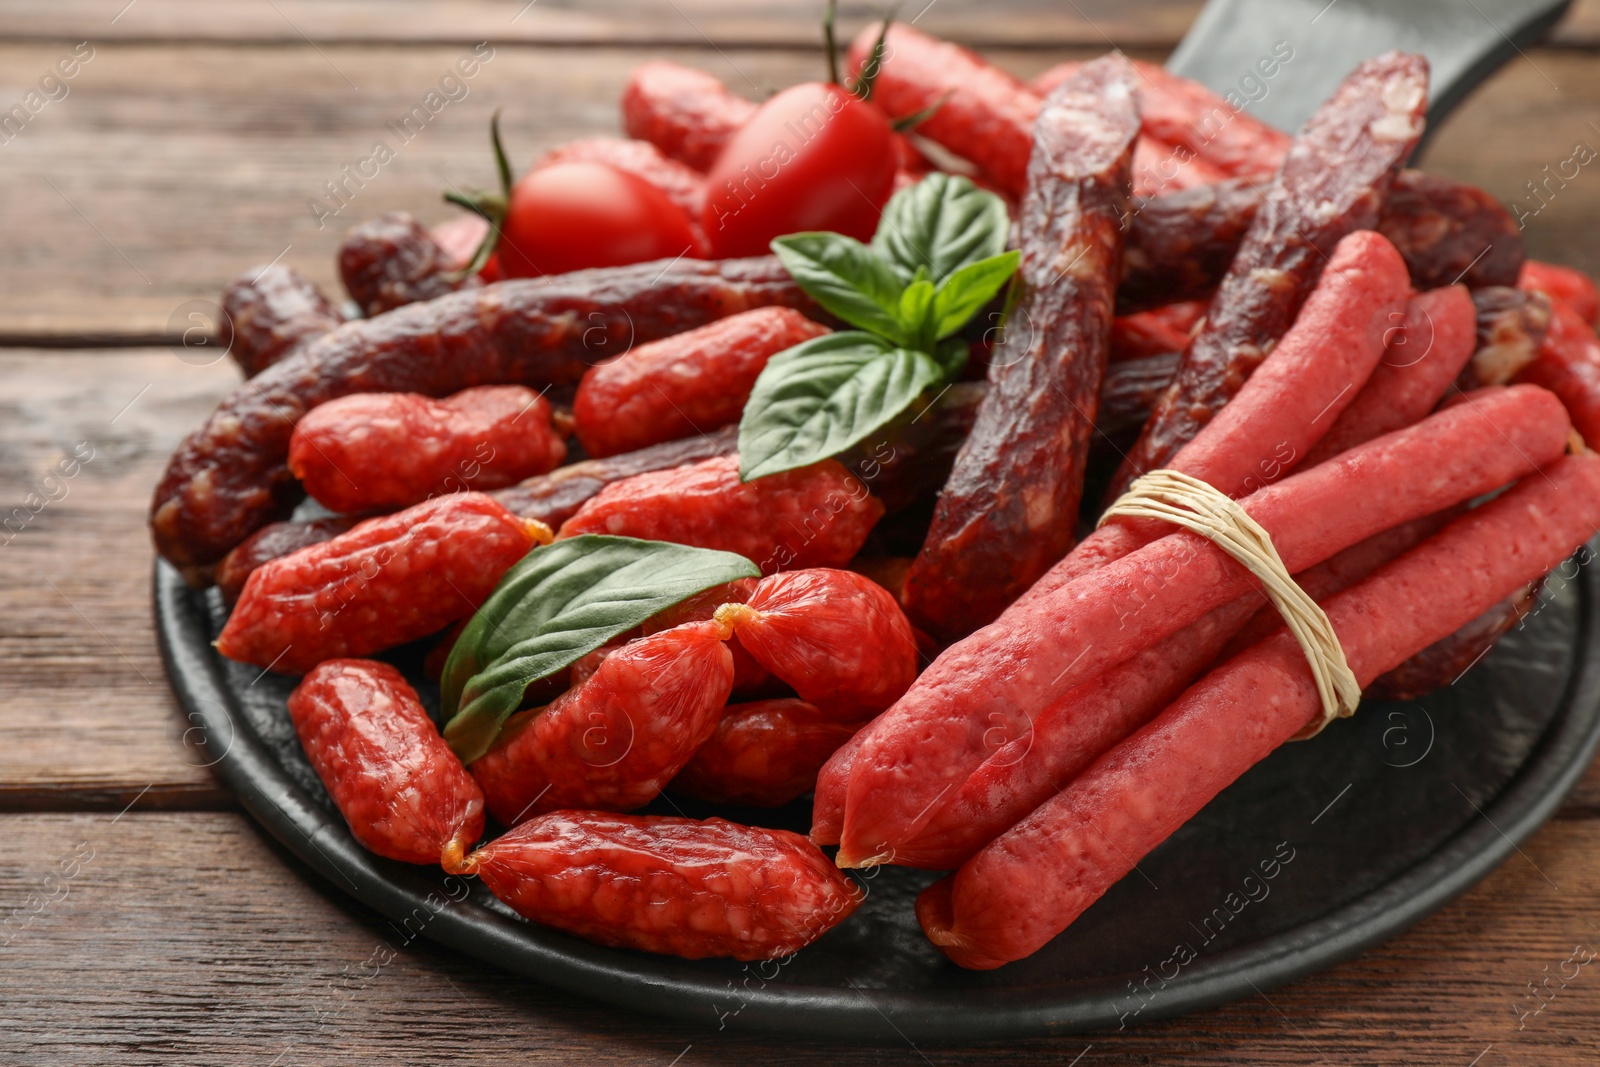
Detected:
left=1099, top=469, right=1361, bottom=738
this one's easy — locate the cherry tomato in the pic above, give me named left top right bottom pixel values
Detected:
left=498, top=161, right=705, bottom=278
left=701, top=82, right=896, bottom=258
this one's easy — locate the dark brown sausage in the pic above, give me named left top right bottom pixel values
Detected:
left=1109, top=52, right=1428, bottom=497
left=903, top=55, right=1141, bottom=640
left=220, top=264, right=344, bottom=378
left=338, top=212, right=481, bottom=318
left=149, top=256, right=816, bottom=582
left=1464, top=285, right=1553, bottom=387
left=1120, top=169, right=1521, bottom=314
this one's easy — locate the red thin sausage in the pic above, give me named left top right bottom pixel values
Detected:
left=845, top=23, right=1039, bottom=198
left=1109, top=52, right=1428, bottom=498
left=868, top=288, right=1475, bottom=868
left=288, top=659, right=484, bottom=865
left=836, top=385, right=1572, bottom=867
left=1299, top=284, right=1477, bottom=465
left=621, top=60, right=757, bottom=172
left=574, top=307, right=828, bottom=457
left=904, top=55, right=1140, bottom=639
left=1516, top=298, right=1600, bottom=448
left=921, top=452, right=1600, bottom=968
left=1520, top=259, right=1599, bottom=324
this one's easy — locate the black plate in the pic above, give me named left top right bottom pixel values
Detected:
left=155, top=552, right=1600, bottom=1042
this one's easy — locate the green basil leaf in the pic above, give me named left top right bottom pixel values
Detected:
left=872, top=173, right=1011, bottom=286
left=897, top=277, right=938, bottom=352
left=770, top=232, right=908, bottom=341
left=931, top=250, right=1022, bottom=339
left=440, top=536, right=759, bottom=763
left=738, top=331, right=944, bottom=481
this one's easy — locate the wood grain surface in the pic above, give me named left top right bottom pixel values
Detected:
left=2, top=0, right=1599, bottom=1061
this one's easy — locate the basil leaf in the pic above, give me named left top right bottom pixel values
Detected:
left=440, top=536, right=758, bottom=762
left=931, top=250, right=1021, bottom=339
left=897, top=277, right=937, bottom=352
left=738, top=331, right=944, bottom=481
left=872, top=174, right=1011, bottom=286
left=770, top=232, right=908, bottom=342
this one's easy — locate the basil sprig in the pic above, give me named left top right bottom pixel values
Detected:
left=740, top=174, right=1017, bottom=481
left=440, top=535, right=759, bottom=763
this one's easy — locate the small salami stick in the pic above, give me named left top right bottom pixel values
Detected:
left=903, top=55, right=1140, bottom=639
left=1098, top=353, right=1181, bottom=437
left=289, top=385, right=567, bottom=513
left=1520, top=259, right=1600, bottom=324
left=216, top=493, right=543, bottom=675
left=338, top=213, right=482, bottom=318
left=923, top=453, right=1600, bottom=969
left=1110, top=51, right=1429, bottom=496
left=574, top=307, right=829, bottom=457
left=673, top=698, right=861, bottom=808
left=220, top=264, right=344, bottom=378
left=150, top=255, right=815, bottom=579
left=557, top=455, right=882, bottom=575
left=454, top=811, right=863, bottom=960
left=469, top=621, right=734, bottom=826
left=289, top=659, right=484, bottom=865
left=621, top=60, right=756, bottom=172
left=717, top=568, right=919, bottom=719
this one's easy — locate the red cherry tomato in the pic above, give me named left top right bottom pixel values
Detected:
left=497, top=161, right=705, bottom=278
left=702, top=82, right=896, bottom=258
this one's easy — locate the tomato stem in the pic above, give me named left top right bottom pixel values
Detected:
left=822, top=0, right=841, bottom=86
left=443, top=108, right=517, bottom=281
left=848, top=4, right=899, bottom=101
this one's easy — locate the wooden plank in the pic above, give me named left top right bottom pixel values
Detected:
left=5, top=41, right=1600, bottom=341
left=3, top=810, right=1600, bottom=1063
left=0, top=349, right=238, bottom=809
left=0, top=0, right=1202, bottom=48
left=5, top=0, right=1600, bottom=49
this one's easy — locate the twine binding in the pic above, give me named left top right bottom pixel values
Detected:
left=1099, top=469, right=1361, bottom=739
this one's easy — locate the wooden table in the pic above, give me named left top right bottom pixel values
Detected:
left=4, top=2, right=1600, bottom=1061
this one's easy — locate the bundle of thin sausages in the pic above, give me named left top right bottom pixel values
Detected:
left=809, top=47, right=1600, bottom=969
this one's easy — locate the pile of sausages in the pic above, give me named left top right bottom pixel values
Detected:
left=155, top=24, right=1600, bottom=969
